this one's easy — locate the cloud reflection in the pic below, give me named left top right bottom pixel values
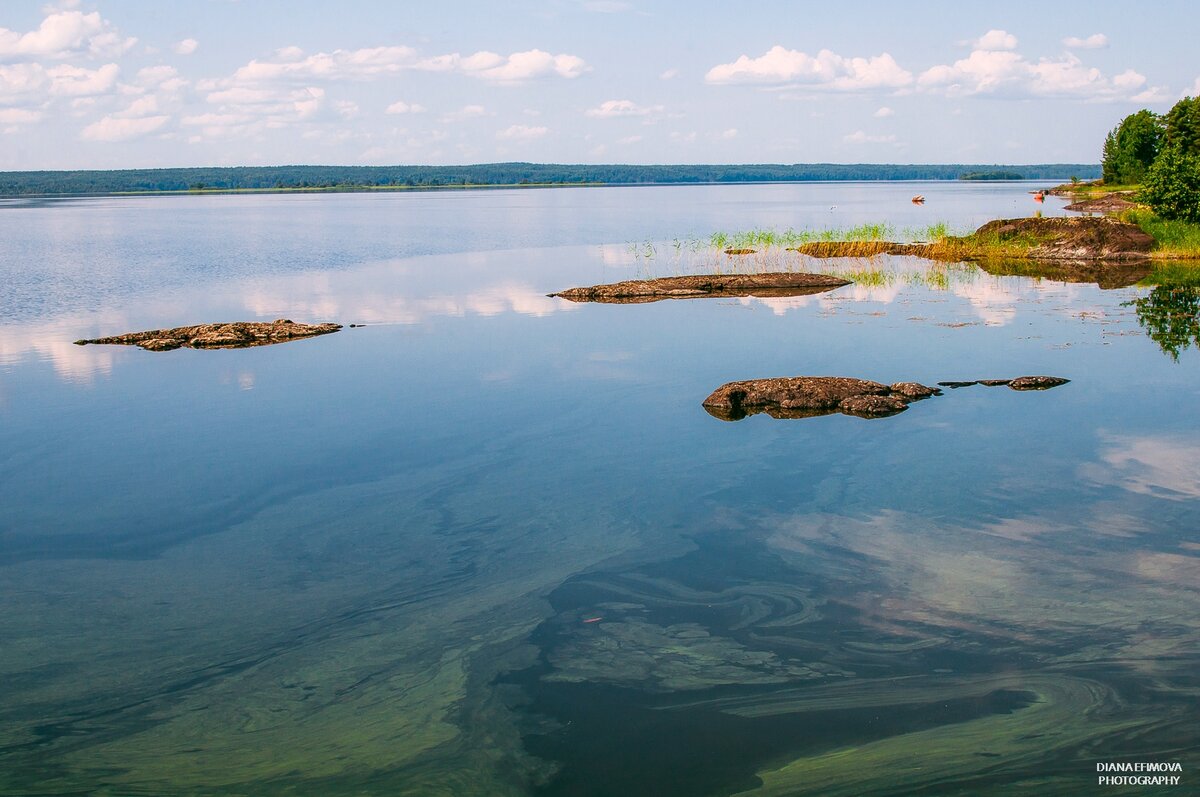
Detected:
left=1082, top=433, right=1200, bottom=500
left=0, top=313, right=127, bottom=383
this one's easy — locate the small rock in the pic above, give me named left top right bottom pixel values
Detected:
left=891, top=382, right=942, bottom=399
left=977, top=379, right=1012, bottom=387
left=938, top=381, right=978, bottom=389
left=840, top=394, right=909, bottom=418
left=1009, top=376, right=1070, bottom=391
left=702, top=376, right=939, bottom=422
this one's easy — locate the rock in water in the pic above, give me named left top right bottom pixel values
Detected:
left=1009, top=376, right=1070, bottom=391
left=550, top=273, right=850, bottom=304
left=702, top=376, right=942, bottom=421
left=74, top=319, right=342, bottom=351
left=973, top=217, right=1152, bottom=261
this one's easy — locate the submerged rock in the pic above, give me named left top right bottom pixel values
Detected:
left=74, top=319, right=342, bottom=351
left=550, top=272, right=850, bottom=304
left=938, top=377, right=1069, bottom=391
left=1009, top=376, right=1070, bottom=391
left=702, top=376, right=941, bottom=421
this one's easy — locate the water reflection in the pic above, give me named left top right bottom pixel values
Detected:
left=1127, top=285, right=1200, bottom=360
left=1082, top=433, right=1200, bottom=500
left=1, top=185, right=1197, bottom=795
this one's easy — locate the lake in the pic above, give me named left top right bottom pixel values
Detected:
left=1, top=182, right=1197, bottom=795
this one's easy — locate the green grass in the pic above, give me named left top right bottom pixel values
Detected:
left=1120, top=208, right=1200, bottom=258
left=706, top=224, right=897, bottom=251
left=823, top=268, right=895, bottom=287
left=1048, top=180, right=1140, bottom=197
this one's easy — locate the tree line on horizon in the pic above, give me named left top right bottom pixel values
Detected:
left=0, top=162, right=1100, bottom=197
left=1103, top=96, right=1200, bottom=222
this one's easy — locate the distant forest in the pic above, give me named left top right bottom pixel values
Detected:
left=0, top=162, right=1100, bottom=196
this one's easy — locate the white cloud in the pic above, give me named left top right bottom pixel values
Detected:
left=719, top=127, right=738, bottom=139
left=134, top=65, right=187, bottom=93
left=843, top=130, right=896, bottom=143
left=1183, top=77, right=1200, bottom=99
left=660, top=68, right=679, bottom=80
left=873, top=106, right=894, bottom=117
left=2, top=61, right=122, bottom=104
left=47, top=63, right=120, bottom=96
left=215, top=46, right=587, bottom=99
left=0, top=107, right=41, bottom=124
left=335, top=100, right=359, bottom=119
left=81, top=113, right=168, bottom=141
left=0, top=63, right=47, bottom=99
left=182, top=112, right=245, bottom=127
left=1134, top=87, right=1171, bottom=104
left=496, top=124, right=547, bottom=140
left=0, top=9, right=135, bottom=60
left=190, top=84, right=325, bottom=139
left=973, top=29, right=1018, bottom=51
left=1062, top=33, right=1108, bottom=50
left=442, top=104, right=487, bottom=122
left=617, top=134, right=642, bottom=144
left=669, top=130, right=696, bottom=144
left=918, top=47, right=1155, bottom=101
left=417, top=49, right=588, bottom=82
left=385, top=100, right=425, bottom=114
left=173, top=38, right=198, bottom=55
left=585, top=99, right=663, bottom=118
left=119, top=94, right=160, bottom=117
left=705, top=46, right=912, bottom=90
left=232, top=46, right=419, bottom=83
left=135, top=65, right=176, bottom=85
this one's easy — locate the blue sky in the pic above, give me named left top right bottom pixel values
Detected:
left=1, top=0, right=1197, bottom=169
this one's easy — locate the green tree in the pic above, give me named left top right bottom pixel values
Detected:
left=1142, top=144, right=1200, bottom=222
left=1102, top=109, right=1164, bottom=184
left=1164, top=96, right=1200, bottom=155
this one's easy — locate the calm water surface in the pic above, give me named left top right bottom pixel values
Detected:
left=1, top=183, right=1197, bottom=795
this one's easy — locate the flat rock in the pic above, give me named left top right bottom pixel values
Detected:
left=974, top=216, right=1153, bottom=261
left=1062, top=195, right=1139, bottom=214
left=74, top=319, right=342, bottom=351
left=549, top=273, right=850, bottom=304
left=793, top=217, right=1153, bottom=263
left=702, top=376, right=941, bottom=421
left=1009, top=375, right=1070, bottom=391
